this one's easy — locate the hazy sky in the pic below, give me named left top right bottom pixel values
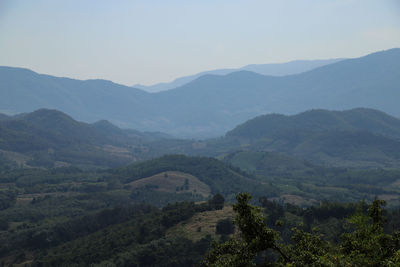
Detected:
left=1, top=0, right=399, bottom=86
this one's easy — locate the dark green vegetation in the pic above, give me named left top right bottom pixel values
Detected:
left=1, top=151, right=400, bottom=265
left=2, top=153, right=400, bottom=266
left=223, top=150, right=400, bottom=206
left=1, top=48, right=399, bottom=137
left=206, top=193, right=400, bottom=266
left=0, top=154, right=241, bottom=265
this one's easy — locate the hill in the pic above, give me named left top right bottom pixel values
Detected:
left=224, top=108, right=400, bottom=168
left=115, top=154, right=277, bottom=201
left=0, top=109, right=170, bottom=169
left=227, top=108, right=400, bottom=139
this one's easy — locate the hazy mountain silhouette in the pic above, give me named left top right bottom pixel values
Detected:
left=0, top=48, right=399, bottom=137
left=134, top=58, right=343, bottom=92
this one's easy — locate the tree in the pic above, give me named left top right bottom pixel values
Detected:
left=216, top=218, right=235, bottom=236
left=204, top=193, right=287, bottom=266
left=208, top=194, right=225, bottom=210
left=204, top=193, right=400, bottom=267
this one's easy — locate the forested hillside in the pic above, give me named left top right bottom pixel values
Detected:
left=223, top=108, right=400, bottom=168
left=0, top=109, right=171, bottom=169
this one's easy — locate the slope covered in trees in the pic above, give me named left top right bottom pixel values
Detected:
left=223, top=108, right=400, bottom=168
left=0, top=109, right=171, bottom=168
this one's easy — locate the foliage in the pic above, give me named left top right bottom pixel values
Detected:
left=205, top=193, right=400, bottom=266
left=216, top=218, right=235, bottom=236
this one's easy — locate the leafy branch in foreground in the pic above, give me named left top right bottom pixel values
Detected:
left=204, top=193, right=400, bottom=267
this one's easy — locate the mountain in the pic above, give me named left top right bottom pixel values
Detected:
left=224, top=108, right=400, bottom=168
left=0, top=109, right=170, bottom=168
left=134, top=58, right=343, bottom=92
left=1, top=48, right=399, bottom=138
left=0, top=66, right=150, bottom=126
left=150, top=48, right=400, bottom=137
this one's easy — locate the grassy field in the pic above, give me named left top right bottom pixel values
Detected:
left=127, top=171, right=211, bottom=197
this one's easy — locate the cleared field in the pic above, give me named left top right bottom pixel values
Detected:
left=166, top=205, right=235, bottom=241
left=127, top=171, right=211, bottom=197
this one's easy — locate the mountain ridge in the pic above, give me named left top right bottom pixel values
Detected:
left=1, top=48, right=399, bottom=137
left=133, top=58, right=344, bottom=92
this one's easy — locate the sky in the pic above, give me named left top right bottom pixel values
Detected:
left=0, top=0, right=399, bottom=86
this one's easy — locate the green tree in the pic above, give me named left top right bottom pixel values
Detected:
left=216, top=218, right=235, bottom=236
left=208, top=194, right=225, bottom=210
left=341, top=199, right=400, bottom=266
left=205, top=193, right=287, bottom=266
left=205, top=194, right=400, bottom=267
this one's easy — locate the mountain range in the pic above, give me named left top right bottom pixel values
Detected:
left=1, top=48, right=399, bottom=138
left=133, top=58, right=344, bottom=92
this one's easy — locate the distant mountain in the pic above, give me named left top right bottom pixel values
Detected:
left=224, top=108, right=400, bottom=168
left=150, top=48, right=400, bottom=137
left=0, top=66, right=150, bottom=126
left=0, top=109, right=170, bottom=168
left=134, top=58, right=343, bottom=92
left=1, top=48, right=399, bottom=138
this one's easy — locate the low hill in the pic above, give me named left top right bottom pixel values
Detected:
left=0, top=109, right=170, bottom=168
left=115, top=154, right=277, bottom=200
left=227, top=108, right=400, bottom=139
